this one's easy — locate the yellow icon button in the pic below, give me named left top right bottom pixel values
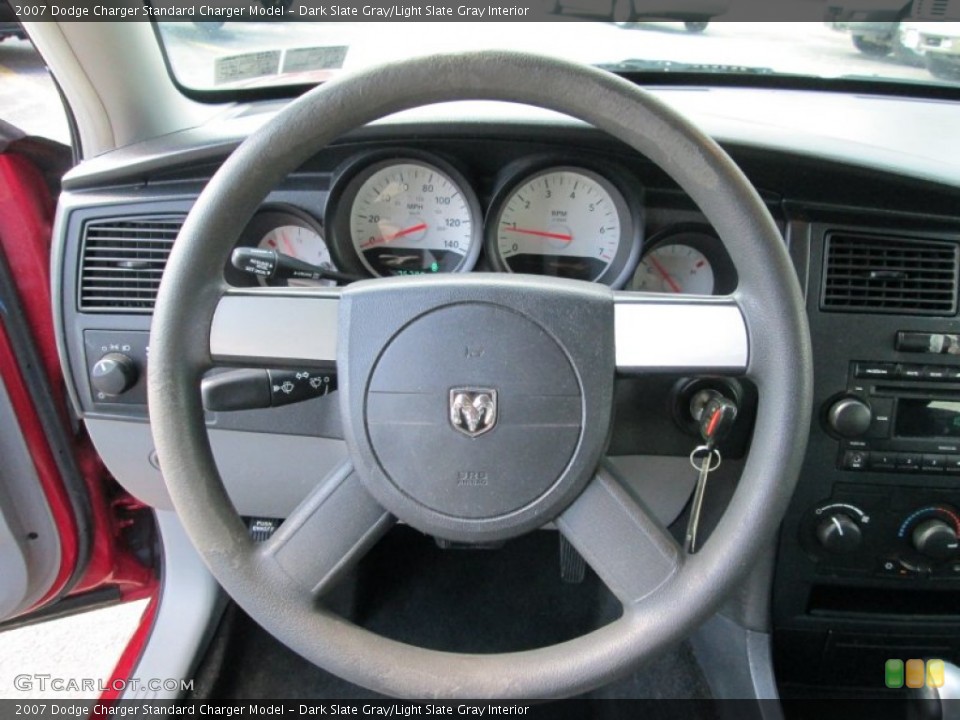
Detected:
left=928, top=659, right=945, bottom=689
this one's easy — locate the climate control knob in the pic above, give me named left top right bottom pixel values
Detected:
left=816, top=513, right=862, bottom=554
left=91, top=353, right=138, bottom=397
left=826, top=397, right=872, bottom=439
left=912, top=519, right=960, bottom=561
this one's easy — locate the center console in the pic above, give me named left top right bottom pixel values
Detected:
left=774, top=215, right=960, bottom=696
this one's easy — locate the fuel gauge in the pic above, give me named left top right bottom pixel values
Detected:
left=631, top=243, right=714, bottom=295
left=234, top=206, right=337, bottom=287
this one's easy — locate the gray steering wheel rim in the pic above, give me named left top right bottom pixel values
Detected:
left=149, top=51, right=812, bottom=698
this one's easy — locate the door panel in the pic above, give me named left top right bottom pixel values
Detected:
left=0, top=362, right=62, bottom=616
left=0, top=133, right=156, bottom=624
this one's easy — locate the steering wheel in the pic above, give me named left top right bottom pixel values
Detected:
left=148, top=51, right=812, bottom=698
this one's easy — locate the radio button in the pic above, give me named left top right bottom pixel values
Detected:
left=855, top=362, right=896, bottom=379
left=866, top=398, right=893, bottom=439
left=870, top=451, right=897, bottom=470
left=841, top=450, right=870, bottom=470
left=899, top=364, right=924, bottom=380
left=922, top=454, right=948, bottom=472
left=923, top=366, right=950, bottom=381
left=895, top=453, right=922, bottom=471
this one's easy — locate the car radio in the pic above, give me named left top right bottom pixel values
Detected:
left=828, top=358, right=960, bottom=474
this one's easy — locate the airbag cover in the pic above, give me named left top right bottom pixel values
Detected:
left=337, top=275, right=615, bottom=543
left=367, top=302, right=581, bottom=518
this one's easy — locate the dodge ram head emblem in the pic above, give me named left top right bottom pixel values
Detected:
left=449, top=388, right=498, bottom=438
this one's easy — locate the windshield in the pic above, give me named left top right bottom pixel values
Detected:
left=156, top=18, right=960, bottom=93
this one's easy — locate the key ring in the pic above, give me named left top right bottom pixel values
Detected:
left=689, top=445, right=722, bottom=473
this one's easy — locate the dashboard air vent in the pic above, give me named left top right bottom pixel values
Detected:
left=821, top=232, right=959, bottom=316
left=78, top=216, right=184, bottom=313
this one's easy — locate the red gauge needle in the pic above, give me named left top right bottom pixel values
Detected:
left=503, top=227, right=573, bottom=242
left=648, top=255, right=682, bottom=294
left=281, top=232, right=296, bottom=257
left=360, top=222, right=427, bottom=250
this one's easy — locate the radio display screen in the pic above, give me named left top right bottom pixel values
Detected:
left=896, top=399, right=960, bottom=438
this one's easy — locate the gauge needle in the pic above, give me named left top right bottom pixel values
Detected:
left=360, top=222, right=428, bottom=250
left=503, top=227, right=573, bottom=242
left=281, top=232, right=296, bottom=257
left=648, top=255, right=682, bottom=294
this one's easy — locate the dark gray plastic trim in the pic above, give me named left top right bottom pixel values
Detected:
left=85, top=418, right=349, bottom=515
left=119, top=510, right=224, bottom=701
left=556, top=464, right=680, bottom=606
left=262, top=463, right=393, bottom=596
left=691, top=614, right=782, bottom=709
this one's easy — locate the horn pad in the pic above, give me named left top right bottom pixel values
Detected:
left=338, top=276, right=614, bottom=543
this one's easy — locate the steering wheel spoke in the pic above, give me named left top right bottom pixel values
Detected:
left=557, top=464, right=681, bottom=608
left=209, top=287, right=341, bottom=368
left=259, top=462, right=394, bottom=598
left=613, top=293, right=748, bottom=375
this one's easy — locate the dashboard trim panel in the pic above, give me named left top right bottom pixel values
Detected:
left=210, top=292, right=340, bottom=366
left=613, top=298, right=748, bottom=373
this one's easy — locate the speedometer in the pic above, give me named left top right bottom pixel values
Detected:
left=486, top=166, right=640, bottom=287
left=328, top=156, right=481, bottom=278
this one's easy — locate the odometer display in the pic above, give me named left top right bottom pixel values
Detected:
left=488, top=166, right=638, bottom=287
left=339, top=159, right=481, bottom=278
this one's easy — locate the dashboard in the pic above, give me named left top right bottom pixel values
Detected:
left=223, top=148, right=734, bottom=294
left=50, top=90, right=960, bottom=700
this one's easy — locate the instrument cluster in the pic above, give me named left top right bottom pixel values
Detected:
left=228, top=149, right=736, bottom=295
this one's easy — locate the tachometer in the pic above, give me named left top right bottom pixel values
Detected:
left=329, top=156, right=481, bottom=278
left=486, top=166, right=640, bottom=287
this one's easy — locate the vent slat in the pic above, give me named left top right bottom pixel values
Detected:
left=820, top=233, right=959, bottom=316
left=78, top=216, right=184, bottom=313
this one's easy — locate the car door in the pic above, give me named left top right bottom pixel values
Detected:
left=0, top=121, right=157, bottom=629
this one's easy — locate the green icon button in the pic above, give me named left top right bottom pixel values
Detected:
left=886, top=659, right=905, bottom=688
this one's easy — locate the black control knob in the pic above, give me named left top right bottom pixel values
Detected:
left=912, top=519, right=959, bottom=561
left=91, top=353, right=138, bottom=397
left=816, top=513, right=862, bottom=554
left=827, top=397, right=872, bottom=438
